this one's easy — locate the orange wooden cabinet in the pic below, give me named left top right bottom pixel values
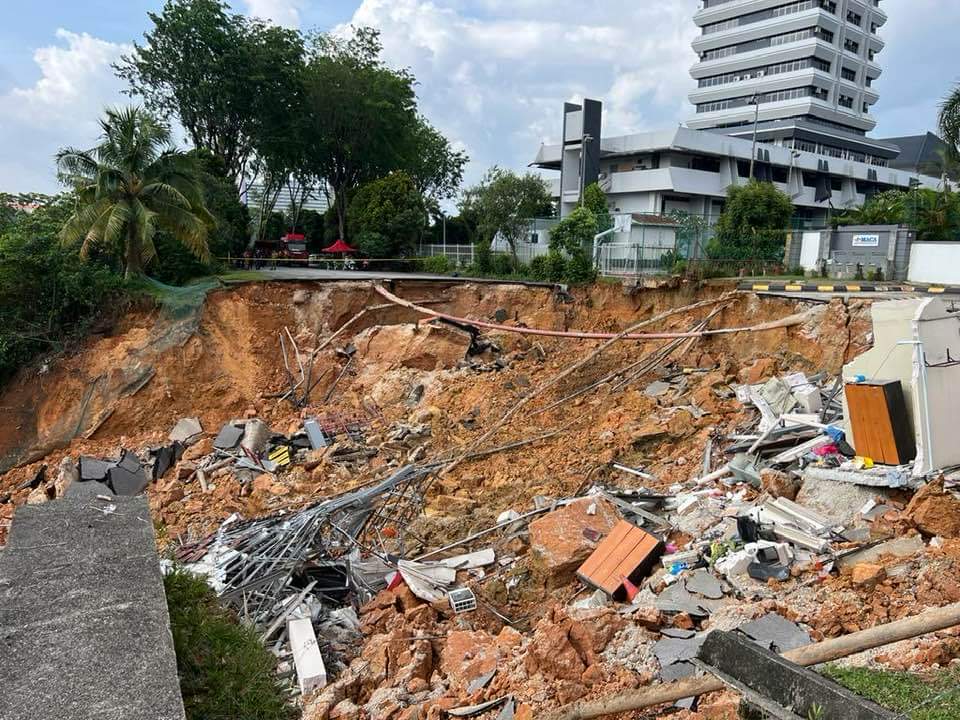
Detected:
left=577, top=520, right=664, bottom=601
left=844, top=380, right=916, bottom=465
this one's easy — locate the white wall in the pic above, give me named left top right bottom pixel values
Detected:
left=799, top=231, right=821, bottom=271
left=908, top=242, right=960, bottom=285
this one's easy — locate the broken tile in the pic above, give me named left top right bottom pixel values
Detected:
left=660, top=660, right=697, bottom=682
left=213, top=423, right=244, bottom=450
left=661, top=627, right=697, bottom=639
left=653, top=634, right=706, bottom=667
left=685, top=569, right=724, bottom=600
left=655, top=582, right=714, bottom=617
left=169, top=417, right=203, bottom=444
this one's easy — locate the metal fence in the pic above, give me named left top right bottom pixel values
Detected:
left=417, top=243, right=475, bottom=268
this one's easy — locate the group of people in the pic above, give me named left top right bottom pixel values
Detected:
left=239, top=248, right=284, bottom=269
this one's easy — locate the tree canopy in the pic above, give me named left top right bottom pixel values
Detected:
left=56, top=106, right=214, bottom=278
left=347, top=171, right=427, bottom=258
left=940, top=83, right=960, bottom=163
left=460, top=167, right=554, bottom=261
left=709, top=180, right=793, bottom=261
left=116, top=0, right=305, bottom=186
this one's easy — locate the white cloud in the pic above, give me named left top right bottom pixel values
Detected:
left=0, top=29, right=130, bottom=193
left=338, top=0, right=697, bottom=196
left=243, top=0, right=304, bottom=28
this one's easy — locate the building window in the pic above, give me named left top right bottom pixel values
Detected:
left=863, top=102, right=870, bottom=113
left=841, top=67, right=857, bottom=81
left=846, top=10, right=862, bottom=26
left=844, top=38, right=860, bottom=55
left=838, top=94, right=854, bottom=109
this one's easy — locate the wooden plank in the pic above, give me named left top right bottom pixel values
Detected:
left=590, top=529, right=649, bottom=593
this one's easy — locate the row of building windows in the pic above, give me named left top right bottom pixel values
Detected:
left=702, top=0, right=836, bottom=35
left=701, top=26, right=833, bottom=61
left=787, top=139, right=888, bottom=166
left=698, top=56, right=832, bottom=88
left=696, top=85, right=828, bottom=113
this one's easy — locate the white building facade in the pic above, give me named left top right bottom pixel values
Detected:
left=533, top=0, right=947, bottom=241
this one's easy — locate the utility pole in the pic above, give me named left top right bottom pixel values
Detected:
left=580, top=133, right=594, bottom=205
left=748, top=95, right=761, bottom=181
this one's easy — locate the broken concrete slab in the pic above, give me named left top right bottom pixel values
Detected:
left=655, top=583, right=718, bottom=617
left=288, top=616, right=327, bottom=695
left=653, top=634, right=707, bottom=667
left=78, top=456, right=113, bottom=483
left=738, top=613, right=811, bottom=654
left=213, top=423, right=244, bottom=450
left=836, top=535, right=925, bottom=570
left=169, top=417, right=203, bottom=444
left=108, top=450, right=149, bottom=496
left=697, top=630, right=895, bottom=720
left=685, top=569, right=724, bottom=600
left=796, top=475, right=894, bottom=527
left=0, top=496, right=186, bottom=720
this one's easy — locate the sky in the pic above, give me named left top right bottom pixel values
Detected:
left=0, top=0, right=957, bottom=196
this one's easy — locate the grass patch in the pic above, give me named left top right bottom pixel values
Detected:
left=822, top=665, right=960, bottom=720
left=165, top=569, right=299, bottom=720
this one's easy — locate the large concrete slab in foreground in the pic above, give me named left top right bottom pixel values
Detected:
left=0, top=496, right=185, bottom=720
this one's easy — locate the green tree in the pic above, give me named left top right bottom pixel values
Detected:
left=907, top=187, right=960, bottom=242
left=57, top=106, right=213, bottom=279
left=836, top=190, right=907, bottom=226
left=940, top=83, right=960, bottom=163
left=403, top=118, right=469, bottom=208
left=116, top=0, right=305, bottom=187
left=460, top=167, right=554, bottom=263
left=709, top=180, right=793, bottom=262
left=583, top=182, right=613, bottom=232
left=547, top=206, right=599, bottom=284
left=348, top=171, right=426, bottom=257
left=0, top=196, right=124, bottom=383
left=301, top=27, right=419, bottom=242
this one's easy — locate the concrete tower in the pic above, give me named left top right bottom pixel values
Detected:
left=687, top=0, right=896, bottom=166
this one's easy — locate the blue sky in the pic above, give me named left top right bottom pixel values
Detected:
left=0, top=0, right=957, bottom=195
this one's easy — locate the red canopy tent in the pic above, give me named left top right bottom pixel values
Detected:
left=322, top=239, right=357, bottom=254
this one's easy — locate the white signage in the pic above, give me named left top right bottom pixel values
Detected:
left=852, top=234, right=881, bottom=248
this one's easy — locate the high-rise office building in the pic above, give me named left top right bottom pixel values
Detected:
left=688, top=0, right=897, bottom=166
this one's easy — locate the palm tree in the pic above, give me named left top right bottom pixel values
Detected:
left=57, top=106, right=213, bottom=279
left=940, top=84, right=960, bottom=161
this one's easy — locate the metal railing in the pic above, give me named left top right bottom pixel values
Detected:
left=416, top=244, right=475, bottom=268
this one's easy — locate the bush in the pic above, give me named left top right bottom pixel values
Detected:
left=490, top=252, right=516, bottom=276
left=419, top=254, right=451, bottom=274
left=0, top=196, right=126, bottom=384
left=165, top=569, right=298, bottom=720
left=474, top=239, right=492, bottom=273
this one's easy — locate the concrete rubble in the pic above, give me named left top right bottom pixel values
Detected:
left=3, top=282, right=960, bottom=719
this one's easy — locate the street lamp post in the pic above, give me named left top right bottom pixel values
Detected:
left=748, top=95, right=761, bottom=181
left=580, top=133, right=594, bottom=205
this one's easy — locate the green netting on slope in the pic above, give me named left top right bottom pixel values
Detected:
left=3, top=276, right=223, bottom=472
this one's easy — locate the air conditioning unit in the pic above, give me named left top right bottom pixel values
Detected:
left=757, top=70, right=766, bottom=77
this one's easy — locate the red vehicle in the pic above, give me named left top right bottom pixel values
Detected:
left=280, top=233, right=309, bottom=263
